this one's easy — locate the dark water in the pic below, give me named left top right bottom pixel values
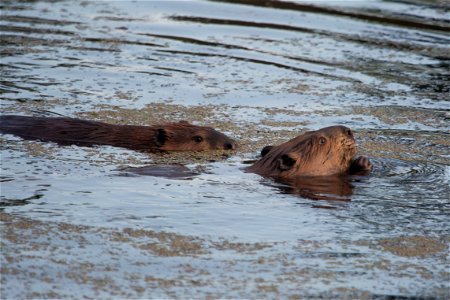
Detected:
left=1, top=0, right=449, bottom=299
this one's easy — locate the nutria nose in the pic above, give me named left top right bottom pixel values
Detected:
left=224, top=142, right=235, bottom=150
left=347, top=129, right=353, bottom=137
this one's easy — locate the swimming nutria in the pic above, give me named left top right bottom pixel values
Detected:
left=247, top=125, right=372, bottom=177
left=0, top=115, right=236, bottom=152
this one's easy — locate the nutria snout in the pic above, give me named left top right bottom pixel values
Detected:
left=224, top=142, right=235, bottom=150
left=0, top=115, right=237, bottom=152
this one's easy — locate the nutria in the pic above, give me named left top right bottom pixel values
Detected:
left=0, top=115, right=236, bottom=152
left=247, top=125, right=372, bottom=178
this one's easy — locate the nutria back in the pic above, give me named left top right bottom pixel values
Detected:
left=0, top=115, right=236, bottom=152
left=247, top=126, right=357, bottom=177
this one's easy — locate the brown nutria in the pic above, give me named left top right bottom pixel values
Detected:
left=0, top=115, right=236, bottom=152
left=247, top=125, right=372, bottom=178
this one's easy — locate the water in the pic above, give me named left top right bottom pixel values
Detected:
left=1, top=0, right=449, bottom=299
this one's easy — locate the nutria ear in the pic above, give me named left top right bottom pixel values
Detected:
left=155, top=128, right=167, bottom=147
left=261, top=145, right=273, bottom=157
left=279, top=153, right=297, bottom=171
left=178, top=120, right=189, bottom=124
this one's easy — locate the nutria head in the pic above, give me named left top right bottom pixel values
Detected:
left=153, top=122, right=236, bottom=151
left=248, top=126, right=356, bottom=177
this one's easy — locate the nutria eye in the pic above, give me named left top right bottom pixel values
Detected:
left=193, top=136, right=203, bottom=143
left=347, top=129, right=353, bottom=137
left=319, top=137, right=326, bottom=145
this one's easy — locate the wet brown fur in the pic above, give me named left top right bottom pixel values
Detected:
left=247, top=126, right=360, bottom=177
left=0, top=115, right=236, bottom=152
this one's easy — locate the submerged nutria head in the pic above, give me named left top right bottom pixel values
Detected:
left=247, top=126, right=356, bottom=177
left=152, top=121, right=236, bottom=151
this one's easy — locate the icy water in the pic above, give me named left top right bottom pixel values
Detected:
left=1, top=0, right=449, bottom=299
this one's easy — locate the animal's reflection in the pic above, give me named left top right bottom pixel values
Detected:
left=271, top=175, right=355, bottom=201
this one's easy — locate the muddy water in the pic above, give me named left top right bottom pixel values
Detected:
left=1, top=0, right=449, bottom=299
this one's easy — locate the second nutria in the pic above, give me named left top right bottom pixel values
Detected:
left=0, top=115, right=236, bottom=152
left=247, top=126, right=372, bottom=177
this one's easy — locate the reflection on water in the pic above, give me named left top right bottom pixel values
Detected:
left=1, top=0, right=449, bottom=298
left=120, top=164, right=200, bottom=179
left=273, top=175, right=354, bottom=201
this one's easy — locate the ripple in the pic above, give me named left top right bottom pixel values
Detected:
left=213, top=0, right=450, bottom=32
left=169, top=15, right=450, bottom=55
left=348, top=157, right=450, bottom=236
left=372, top=157, right=446, bottom=183
left=1, top=15, right=81, bottom=26
left=0, top=24, right=76, bottom=36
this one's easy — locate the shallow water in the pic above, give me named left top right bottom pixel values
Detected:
left=1, top=0, right=449, bottom=299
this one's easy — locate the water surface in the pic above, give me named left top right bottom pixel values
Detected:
left=1, top=0, right=449, bottom=299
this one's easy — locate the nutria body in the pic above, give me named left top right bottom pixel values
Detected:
left=0, top=115, right=236, bottom=152
left=247, top=125, right=372, bottom=178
